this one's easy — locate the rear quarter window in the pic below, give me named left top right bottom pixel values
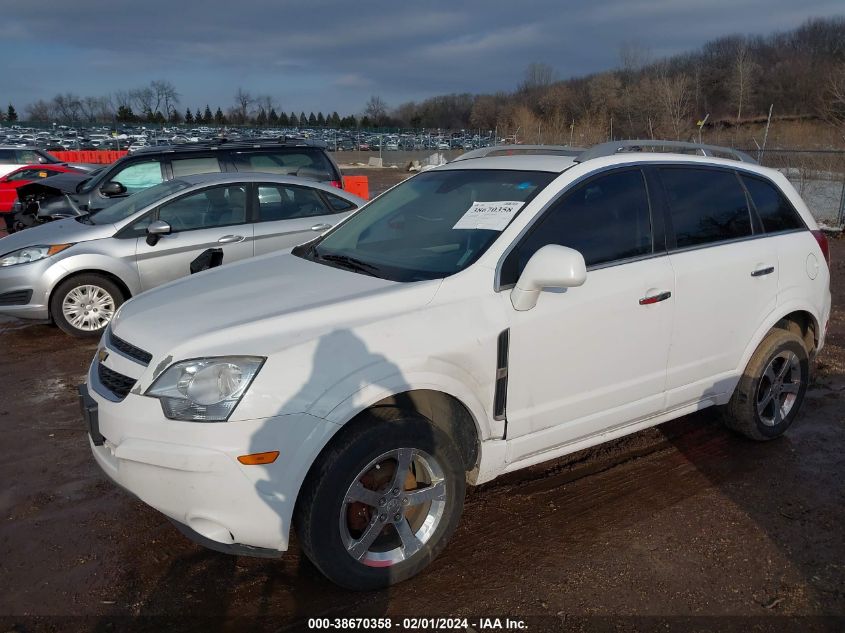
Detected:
left=233, top=149, right=336, bottom=180
left=741, top=175, right=805, bottom=233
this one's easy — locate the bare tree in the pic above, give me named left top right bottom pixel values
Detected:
left=821, top=62, right=845, bottom=139
left=234, top=88, right=254, bottom=124
left=731, top=40, right=758, bottom=123
left=656, top=71, right=692, bottom=139
left=131, top=87, right=155, bottom=116
left=52, top=93, right=82, bottom=122
left=520, top=62, right=557, bottom=92
left=151, top=80, right=180, bottom=118
left=364, top=95, right=387, bottom=126
left=619, top=41, right=652, bottom=76
left=26, top=99, right=53, bottom=122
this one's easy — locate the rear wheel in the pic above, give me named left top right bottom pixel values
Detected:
left=50, top=274, right=125, bottom=338
left=295, top=412, right=465, bottom=590
left=722, top=328, right=809, bottom=441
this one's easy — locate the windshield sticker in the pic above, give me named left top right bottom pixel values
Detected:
left=452, top=201, right=524, bottom=231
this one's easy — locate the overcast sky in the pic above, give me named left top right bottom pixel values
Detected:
left=1, top=0, right=843, bottom=117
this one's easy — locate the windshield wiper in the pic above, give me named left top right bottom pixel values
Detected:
left=316, top=253, right=381, bottom=277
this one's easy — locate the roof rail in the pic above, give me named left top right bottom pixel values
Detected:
left=451, top=144, right=585, bottom=162
left=575, top=140, right=757, bottom=164
left=131, top=137, right=327, bottom=154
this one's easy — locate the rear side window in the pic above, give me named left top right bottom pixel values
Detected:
left=325, top=193, right=357, bottom=212
left=661, top=168, right=751, bottom=249
left=741, top=175, right=804, bottom=233
left=502, top=169, right=652, bottom=283
left=234, top=149, right=335, bottom=180
left=256, top=185, right=330, bottom=221
left=171, top=157, right=221, bottom=178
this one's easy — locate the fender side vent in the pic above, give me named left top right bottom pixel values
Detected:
left=494, top=328, right=509, bottom=423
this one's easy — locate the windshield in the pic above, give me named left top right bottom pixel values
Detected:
left=299, top=169, right=555, bottom=281
left=88, top=179, right=190, bottom=225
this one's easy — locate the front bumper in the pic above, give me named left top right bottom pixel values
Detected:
left=0, top=256, right=64, bottom=321
left=81, top=374, right=340, bottom=554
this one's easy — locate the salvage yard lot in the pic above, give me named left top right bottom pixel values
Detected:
left=0, top=213, right=843, bottom=630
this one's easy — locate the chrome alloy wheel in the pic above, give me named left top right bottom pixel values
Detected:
left=340, top=448, right=447, bottom=568
left=61, top=284, right=115, bottom=332
left=756, top=350, right=802, bottom=427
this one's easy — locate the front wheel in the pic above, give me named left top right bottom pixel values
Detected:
left=295, top=412, right=466, bottom=590
left=722, top=328, right=809, bottom=441
left=50, top=274, right=125, bottom=337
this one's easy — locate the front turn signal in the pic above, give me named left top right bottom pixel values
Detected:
left=237, top=451, right=280, bottom=465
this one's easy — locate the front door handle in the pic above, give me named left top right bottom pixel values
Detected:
left=751, top=266, right=775, bottom=277
left=217, top=235, right=244, bottom=244
left=639, top=291, right=672, bottom=305
left=311, top=223, right=333, bottom=231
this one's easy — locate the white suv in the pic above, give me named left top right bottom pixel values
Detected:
left=80, top=141, right=831, bottom=589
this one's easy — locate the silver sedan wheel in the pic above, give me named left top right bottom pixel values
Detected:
left=340, top=448, right=447, bottom=568
left=756, top=350, right=802, bottom=427
left=61, top=284, right=115, bottom=332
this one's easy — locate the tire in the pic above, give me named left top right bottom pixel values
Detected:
left=721, top=328, right=809, bottom=441
left=295, top=410, right=466, bottom=590
left=50, top=273, right=125, bottom=338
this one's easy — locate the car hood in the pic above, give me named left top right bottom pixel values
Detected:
left=17, top=171, right=91, bottom=197
left=0, top=217, right=113, bottom=253
left=110, top=252, right=441, bottom=365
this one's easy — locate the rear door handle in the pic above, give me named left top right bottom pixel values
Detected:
left=217, top=234, right=244, bottom=244
left=639, top=291, right=672, bottom=305
left=311, top=223, right=333, bottom=231
left=751, top=266, right=775, bottom=277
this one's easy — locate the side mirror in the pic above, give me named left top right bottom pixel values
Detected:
left=145, top=219, right=171, bottom=246
left=510, top=245, right=586, bottom=311
left=101, top=181, right=127, bottom=197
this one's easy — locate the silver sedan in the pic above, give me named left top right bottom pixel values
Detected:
left=0, top=172, right=364, bottom=336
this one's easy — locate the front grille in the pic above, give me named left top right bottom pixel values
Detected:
left=97, top=363, right=136, bottom=400
left=109, top=331, right=152, bottom=365
left=0, top=289, right=33, bottom=306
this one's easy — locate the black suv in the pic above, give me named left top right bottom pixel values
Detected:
left=14, top=139, right=343, bottom=222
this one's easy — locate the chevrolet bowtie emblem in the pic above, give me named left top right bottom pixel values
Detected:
left=97, top=348, right=109, bottom=363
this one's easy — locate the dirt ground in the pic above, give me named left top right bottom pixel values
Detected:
left=0, top=176, right=843, bottom=632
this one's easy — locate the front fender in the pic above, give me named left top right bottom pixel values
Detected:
left=314, top=357, right=499, bottom=443
left=51, top=252, right=141, bottom=298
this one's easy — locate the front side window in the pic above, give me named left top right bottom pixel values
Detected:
left=501, top=169, right=653, bottom=285
left=256, top=185, right=330, bottom=221
left=110, top=161, right=164, bottom=194
left=90, top=179, right=191, bottom=225
left=661, top=167, right=752, bottom=249
left=298, top=169, right=556, bottom=282
left=158, top=185, right=247, bottom=232
left=741, top=175, right=804, bottom=233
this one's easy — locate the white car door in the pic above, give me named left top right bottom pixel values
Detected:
left=252, top=183, right=354, bottom=256
left=658, top=166, right=779, bottom=410
left=501, top=168, right=674, bottom=461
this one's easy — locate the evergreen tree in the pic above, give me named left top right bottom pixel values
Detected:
left=268, top=108, right=279, bottom=125
left=330, top=112, right=340, bottom=127
left=185, top=108, right=194, bottom=124
left=214, top=107, right=225, bottom=125
left=360, top=115, right=371, bottom=128
left=7, top=104, right=18, bottom=122
left=279, top=111, right=289, bottom=126
left=169, top=109, right=182, bottom=124
left=154, top=111, right=166, bottom=125
left=204, top=105, right=213, bottom=123
left=116, top=105, right=135, bottom=122
left=195, top=106, right=204, bottom=123
left=299, top=112, right=307, bottom=127
left=256, top=108, right=267, bottom=126
left=308, top=112, right=317, bottom=126
left=289, top=112, right=297, bottom=127
left=317, top=112, right=325, bottom=126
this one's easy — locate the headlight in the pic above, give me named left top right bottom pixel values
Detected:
left=145, top=356, right=265, bottom=422
left=0, top=244, right=73, bottom=267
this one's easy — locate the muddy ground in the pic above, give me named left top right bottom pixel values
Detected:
left=0, top=173, right=843, bottom=632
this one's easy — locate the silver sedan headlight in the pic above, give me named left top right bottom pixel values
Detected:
left=145, top=356, right=265, bottom=421
left=0, top=244, right=73, bottom=267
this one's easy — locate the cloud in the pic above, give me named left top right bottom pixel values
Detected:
left=333, top=73, right=375, bottom=89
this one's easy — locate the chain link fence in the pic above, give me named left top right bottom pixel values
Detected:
left=750, top=149, right=845, bottom=228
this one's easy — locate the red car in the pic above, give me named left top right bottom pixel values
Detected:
left=0, top=164, right=83, bottom=233
left=0, top=164, right=82, bottom=213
